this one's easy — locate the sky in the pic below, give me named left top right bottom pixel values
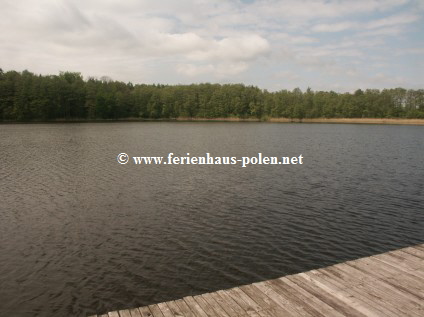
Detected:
left=1, top=0, right=423, bottom=92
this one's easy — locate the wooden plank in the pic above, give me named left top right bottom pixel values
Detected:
left=228, top=287, right=262, bottom=312
left=297, top=272, right=381, bottom=317
left=119, top=310, right=132, bottom=317
left=320, top=264, right=353, bottom=285
left=215, top=289, right=247, bottom=316
left=371, top=255, right=424, bottom=280
left=357, top=256, right=422, bottom=285
left=138, top=306, right=153, bottom=317
left=254, top=280, right=303, bottom=316
left=389, top=250, right=423, bottom=263
left=305, top=269, right=401, bottom=317
left=365, top=256, right=411, bottom=276
left=346, top=258, right=397, bottom=279
left=207, top=291, right=239, bottom=316
left=346, top=262, right=424, bottom=313
left=323, top=261, right=423, bottom=314
left=108, top=312, right=120, bottom=317
left=307, top=269, right=346, bottom=290
left=398, top=248, right=424, bottom=260
left=257, top=310, right=287, bottom=317
left=166, top=301, right=185, bottom=317
left=332, top=263, right=377, bottom=285
left=182, top=296, right=209, bottom=317
left=266, top=278, right=322, bottom=317
left=239, top=284, right=279, bottom=310
left=258, top=307, right=292, bottom=317
left=412, top=244, right=424, bottom=254
left=346, top=257, right=424, bottom=301
left=374, top=253, right=421, bottom=271
left=287, top=274, right=369, bottom=317
left=157, top=302, right=175, bottom=317
left=352, top=282, right=420, bottom=317
left=276, top=276, right=345, bottom=317
left=377, top=257, right=424, bottom=296
left=200, top=292, right=231, bottom=317
left=221, top=288, right=253, bottom=314
left=247, top=311, right=262, bottom=317
left=413, top=244, right=424, bottom=250
left=389, top=254, right=424, bottom=275
left=325, top=264, right=368, bottom=286
left=175, top=299, right=197, bottom=317
left=148, top=304, right=165, bottom=317
left=351, top=281, right=423, bottom=317
left=395, top=250, right=424, bottom=269
left=239, top=283, right=294, bottom=317
left=192, top=295, right=223, bottom=317
left=279, top=274, right=344, bottom=317
left=327, top=266, right=420, bottom=316
left=340, top=260, right=419, bottom=304
left=385, top=275, right=424, bottom=299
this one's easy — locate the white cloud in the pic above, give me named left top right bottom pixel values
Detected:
left=0, top=0, right=422, bottom=90
left=176, top=62, right=249, bottom=77
left=312, top=22, right=358, bottom=33
left=149, top=32, right=208, bottom=55
left=357, top=26, right=405, bottom=37
left=273, top=70, right=301, bottom=81
left=250, top=0, right=409, bottom=21
left=176, top=64, right=215, bottom=77
left=366, top=13, right=420, bottom=29
left=269, top=33, right=318, bottom=44
left=187, top=35, right=270, bottom=61
left=311, top=12, right=419, bottom=33
left=395, top=47, right=424, bottom=55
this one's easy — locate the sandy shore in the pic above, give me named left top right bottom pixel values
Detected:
left=176, top=117, right=424, bottom=125
left=269, top=117, right=424, bottom=125
left=2, top=117, right=424, bottom=125
left=176, top=117, right=260, bottom=122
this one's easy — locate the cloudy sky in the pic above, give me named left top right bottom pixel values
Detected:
left=1, top=0, right=423, bottom=92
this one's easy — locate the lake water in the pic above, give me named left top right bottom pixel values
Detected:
left=0, top=122, right=423, bottom=316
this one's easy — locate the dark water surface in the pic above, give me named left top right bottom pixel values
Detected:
left=1, top=122, right=423, bottom=316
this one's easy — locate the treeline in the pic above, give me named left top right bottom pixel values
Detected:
left=0, top=69, right=423, bottom=121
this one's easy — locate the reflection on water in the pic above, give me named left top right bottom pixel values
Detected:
left=0, top=122, right=423, bottom=316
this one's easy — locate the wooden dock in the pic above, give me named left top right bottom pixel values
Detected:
left=90, top=244, right=424, bottom=317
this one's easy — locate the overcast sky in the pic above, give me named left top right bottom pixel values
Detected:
left=1, top=0, right=423, bottom=92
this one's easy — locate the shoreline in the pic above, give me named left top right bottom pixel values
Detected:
left=1, top=117, right=424, bottom=125
left=177, top=117, right=424, bottom=125
left=269, top=117, right=424, bottom=125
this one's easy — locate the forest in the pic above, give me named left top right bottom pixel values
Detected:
left=0, top=69, right=423, bottom=121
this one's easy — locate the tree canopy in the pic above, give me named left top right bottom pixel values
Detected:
left=0, top=69, right=423, bottom=121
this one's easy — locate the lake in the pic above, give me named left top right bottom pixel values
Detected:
left=0, top=122, right=423, bottom=316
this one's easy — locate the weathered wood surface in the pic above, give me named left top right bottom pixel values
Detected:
left=89, top=244, right=424, bottom=317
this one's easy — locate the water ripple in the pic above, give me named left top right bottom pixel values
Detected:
left=0, top=123, right=423, bottom=316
